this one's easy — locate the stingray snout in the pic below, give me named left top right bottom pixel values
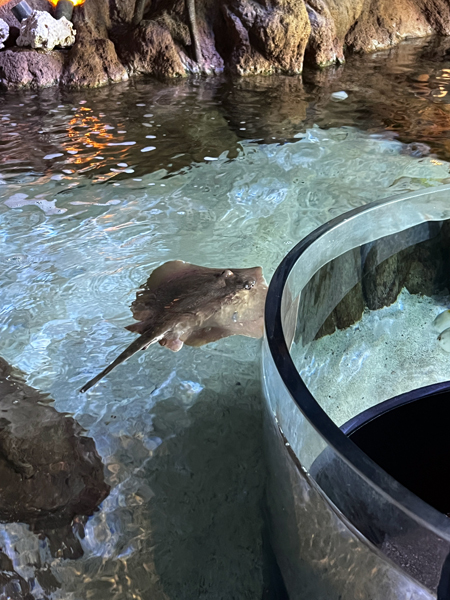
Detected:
left=244, top=278, right=256, bottom=290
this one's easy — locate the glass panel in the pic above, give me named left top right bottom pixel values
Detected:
left=293, top=218, right=450, bottom=423
left=263, top=185, right=450, bottom=597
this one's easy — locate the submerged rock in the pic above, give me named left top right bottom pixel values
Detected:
left=17, top=10, right=75, bottom=51
left=0, top=549, right=34, bottom=600
left=0, top=18, right=8, bottom=50
left=0, top=357, right=110, bottom=559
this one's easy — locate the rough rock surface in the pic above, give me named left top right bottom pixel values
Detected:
left=0, top=357, right=110, bottom=559
left=0, top=18, right=8, bottom=50
left=222, top=0, right=311, bottom=75
left=17, top=10, right=75, bottom=51
left=63, top=37, right=128, bottom=86
left=1, top=0, right=450, bottom=87
left=306, top=0, right=450, bottom=66
left=0, top=47, right=65, bottom=89
left=0, top=550, right=34, bottom=600
left=116, top=19, right=187, bottom=78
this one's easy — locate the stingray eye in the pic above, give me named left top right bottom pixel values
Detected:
left=221, top=269, right=234, bottom=278
left=244, top=279, right=255, bottom=290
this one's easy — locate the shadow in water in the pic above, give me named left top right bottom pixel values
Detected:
left=117, top=372, right=288, bottom=599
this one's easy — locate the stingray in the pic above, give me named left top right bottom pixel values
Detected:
left=80, top=260, right=268, bottom=392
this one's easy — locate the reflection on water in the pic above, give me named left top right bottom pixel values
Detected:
left=1, top=36, right=450, bottom=599
left=2, top=36, right=450, bottom=189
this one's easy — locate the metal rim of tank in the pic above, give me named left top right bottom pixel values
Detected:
left=264, top=183, right=450, bottom=541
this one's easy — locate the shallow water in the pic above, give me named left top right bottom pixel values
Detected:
left=295, top=289, right=450, bottom=428
left=2, top=37, right=450, bottom=599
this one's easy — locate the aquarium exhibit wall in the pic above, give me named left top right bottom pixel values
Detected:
left=263, top=185, right=450, bottom=599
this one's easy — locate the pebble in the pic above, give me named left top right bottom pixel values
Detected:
left=438, top=327, right=450, bottom=352
left=433, top=310, right=450, bottom=332
left=331, top=91, right=348, bottom=101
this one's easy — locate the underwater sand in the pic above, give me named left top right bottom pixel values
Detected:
left=295, top=289, right=450, bottom=427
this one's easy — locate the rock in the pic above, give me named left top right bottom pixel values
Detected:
left=63, top=38, right=128, bottom=87
left=147, top=0, right=225, bottom=75
left=331, top=90, right=348, bottom=100
left=117, top=19, right=187, bottom=78
left=345, top=0, right=432, bottom=55
left=315, top=282, right=365, bottom=339
left=363, top=247, right=403, bottom=310
left=3, top=0, right=450, bottom=88
left=17, top=10, right=75, bottom=51
left=0, top=357, right=110, bottom=559
left=0, top=550, right=34, bottom=600
left=222, top=4, right=274, bottom=75
left=362, top=222, right=446, bottom=311
left=305, top=0, right=450, bottom=67
left=0, top=48, right=65, bottom=89
left=0, top=18, right=8, bottom=49
left=298, top=248, right=363, bottom=344
left=223, top=0, right=311, bottom=75
left=400, top=234, right=447, bottom=297
left=304, top=0, right=344, bottom=67
left=3, top=25, right=20, bottom=48
left=0, top=0, right=48, bottom=29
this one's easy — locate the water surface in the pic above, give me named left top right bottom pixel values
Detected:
left=1, top=36, right=450, bottom=599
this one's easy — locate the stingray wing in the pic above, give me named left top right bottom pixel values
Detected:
left=131, top=261, right=199, bottom=322
left=142, top=260, right=193, bottom=291
left=183, top=327, right=232, bottom=347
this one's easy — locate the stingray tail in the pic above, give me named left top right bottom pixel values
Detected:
left=80, top=332, right=160, bottom=393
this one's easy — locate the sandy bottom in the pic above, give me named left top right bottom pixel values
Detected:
left=295, top=288, right=450, bottom=427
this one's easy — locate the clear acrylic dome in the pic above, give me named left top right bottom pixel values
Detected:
left=263, top=184, right=450, bottom=599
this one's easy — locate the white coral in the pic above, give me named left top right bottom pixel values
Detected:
left=0, top=18, right=9, bottom=50
left=17, top=10, right=76, bottom=51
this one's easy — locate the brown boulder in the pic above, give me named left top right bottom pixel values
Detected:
left=223, top=0, right=311, bottom=75
left=117, top=19, right=187, bottom=78
left=304, top=0, right=344, bottom=66
left=62, top=37, right=128, bottom=87
left=222, top=4, right=274, bottom=75
left=345, top=0, right=433, bottom=55
left=0, top=47, right=64, bottom=89
left=305, top=0, right=450, bottom=67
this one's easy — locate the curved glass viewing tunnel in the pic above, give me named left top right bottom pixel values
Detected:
left=263, top=185, right=450, bottom=600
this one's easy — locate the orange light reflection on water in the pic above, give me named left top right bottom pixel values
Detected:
left=64, top=108, right=127, bottom=165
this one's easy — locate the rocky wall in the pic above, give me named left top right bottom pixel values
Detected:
left=0, top=0, right=449, bottom=89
